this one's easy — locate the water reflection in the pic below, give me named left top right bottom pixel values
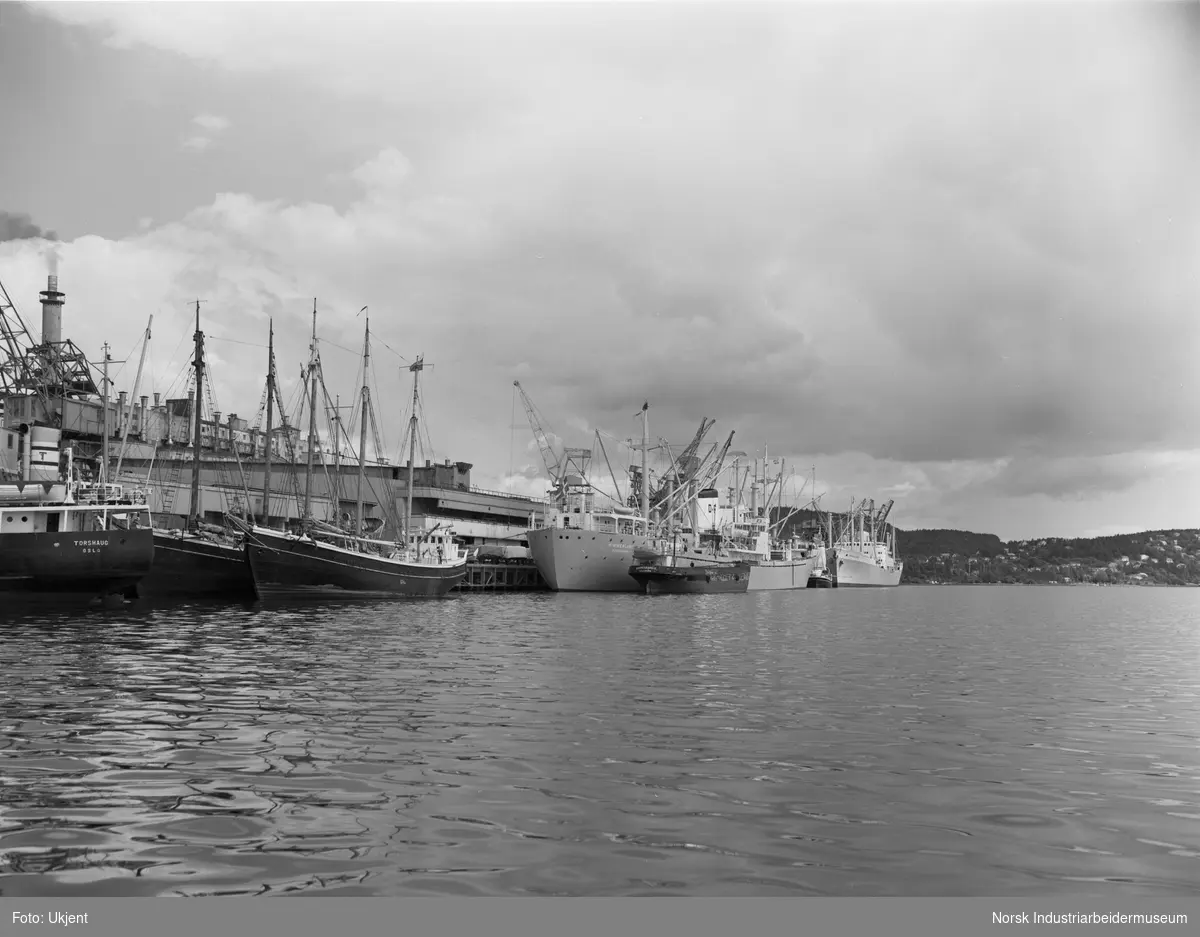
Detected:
left=2, top=587, right=1198, bottom=896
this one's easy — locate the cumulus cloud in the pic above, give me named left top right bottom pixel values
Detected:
left=11, top=2, right=1200, bottom=536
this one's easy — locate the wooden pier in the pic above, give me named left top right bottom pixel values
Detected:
left=455, top=557, right=547, bottom=592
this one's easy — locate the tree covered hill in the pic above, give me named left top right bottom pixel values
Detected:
left=897, top=527, right=1200, bottom=585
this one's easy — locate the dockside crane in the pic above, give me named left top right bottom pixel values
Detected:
left=513, top=380, right=563, bottom=488
left=0, top=275, right=35, bottom=396
left=1, top=272, right=100, bottom=428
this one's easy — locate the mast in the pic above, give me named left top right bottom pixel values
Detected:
left=724, top=455, right=734, bottom=523
left=355, top=315, right=370, bottom=537
left=115, top=314, right=152, bottom=478
left=100, top=343, right=111, bottom=486
left=333, top=395, right=342, bottom=487
left=639, top=401, right=649, bottom=521
left=188, top=300, right=205, bottom=525
left=260, top=319, right=275, bottom=527
left=404, top=355, right=425, bottom=546
left=302, top=300, right=318, bottom=521
left=777, top=457, right=786, bottom=520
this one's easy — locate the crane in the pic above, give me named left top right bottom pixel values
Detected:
left=649, top=416, right=714, bottom=508
left=703, top=430, right=737, bottom=488
left=0, top=275, right=35, bottom=396
left=0, top=272, right=99, bottom=422
left=513, top=380, right=562, bottom=486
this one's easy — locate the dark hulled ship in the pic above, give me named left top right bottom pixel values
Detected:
left=0, top=275, right=155, bottom=606
left=628, top=559, right=751, bottom=595
left=243, top=522, right=466, bottom=598
left=133, top=302, right=255, bottom=600
left=240, top=308, right=467, bottom=599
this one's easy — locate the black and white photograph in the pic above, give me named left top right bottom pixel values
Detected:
left=0, top=0, right=1197, bottom=924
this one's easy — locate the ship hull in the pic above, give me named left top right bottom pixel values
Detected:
left=527, top=526, right=649, bottom=592
left=245, top=527, right=466, bottom=598
left=832, top=551, right=903, bottom=587
left=629, top=562, right=751, bottom=595
left=0, top=529, right=155, bottom=603
left=136, top=531, right=256, bottom=599
left=747, top=557, right=818, bottom=591
left=807, top=572, right=834, bottom=588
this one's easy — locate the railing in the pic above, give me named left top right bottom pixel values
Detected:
left=467, top=484, right=547, bottom=503
left=74, top=482, right=150, bottom=506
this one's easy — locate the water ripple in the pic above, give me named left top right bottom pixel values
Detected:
left=1, top=587, right=1198, bottom=895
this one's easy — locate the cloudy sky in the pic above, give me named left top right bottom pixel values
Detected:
left=1, top=1, right=1198, bottom=541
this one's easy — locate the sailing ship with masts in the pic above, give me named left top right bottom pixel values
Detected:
left=239, top=303, right=467, bottom=598
left=0, top=273, right=155, bottom=606
left=133, top=302, right=257, bottom=599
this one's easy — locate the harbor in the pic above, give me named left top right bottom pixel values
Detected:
left=1, top=272, right=904, bottom=607
left=3, top=0, right=1200, bottom=915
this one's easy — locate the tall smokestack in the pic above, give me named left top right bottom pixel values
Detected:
left=153, top=393, right=161, bottom=407
left=140, top=396, right=148, bottom=439
left=39, top=275, right=64, bottom=346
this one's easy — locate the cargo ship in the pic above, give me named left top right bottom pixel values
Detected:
left=0, top=466, right=154, bottom=607
left=828, top=498, right=903, bottom=587
left=525, top=403, right=654, bottom=592
left=0, top=274, right=154, bottom=606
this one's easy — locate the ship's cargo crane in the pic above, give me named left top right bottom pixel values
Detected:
left=702, top=430, right=736, bottom=488
left=649, top=416, right=714, bottom=509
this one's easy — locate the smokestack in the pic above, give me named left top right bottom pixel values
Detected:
left=153, top=392, right=161, bottom=407
left=140, top=396, right=148, bottom=438
left=39, top=275, right=64, bottom=346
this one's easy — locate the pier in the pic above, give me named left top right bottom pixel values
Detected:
left=456, top=557, right=547, bottom=592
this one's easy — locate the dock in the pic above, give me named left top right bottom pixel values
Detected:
left=456, top=557, right=547, bottom=592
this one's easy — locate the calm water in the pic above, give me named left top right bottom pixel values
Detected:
left=1, top=586, right=1198, bottom=897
